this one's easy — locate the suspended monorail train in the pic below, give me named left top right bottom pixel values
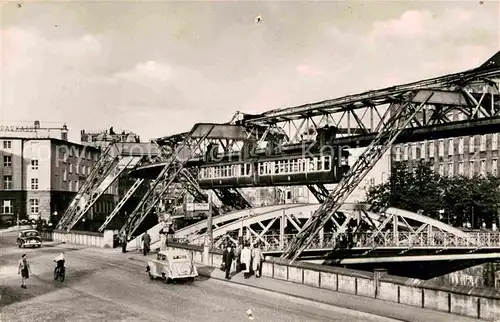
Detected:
left=197, top=150, right=350, bottom=189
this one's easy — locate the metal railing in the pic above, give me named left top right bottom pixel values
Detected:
left=185, top=231, right=500, bottom=251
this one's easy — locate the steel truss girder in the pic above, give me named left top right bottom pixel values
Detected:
left=212, top=188, right=252, bottom=212
left=98, top=178, right=145, bottom=232
left=306, top=184, right=330, bottom=203
left=57, top=143, right=116, bottom=230
left=281, top=91, right=436, bottom=261
left=120, top=124, right=218, bottom=239
left=178, top=168, right=222, bottom=216
left=59, top=155, right=142, bottom=231
left=57, top=144, right=143, bottom=231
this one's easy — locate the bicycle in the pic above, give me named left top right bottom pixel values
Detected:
left=54, top=262, right=65, bottom=282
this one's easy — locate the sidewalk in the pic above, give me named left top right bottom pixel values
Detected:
left=125, top=251, right=481, bottom=322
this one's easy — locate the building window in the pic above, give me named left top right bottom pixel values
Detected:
left=63, top=170, right=67, bottom=181
left=480, top=135, right=486, bottom=152
left=458, top=162, right=464, bottom=175
left=429, top=141, right=435, bottom=158
left=420, top=142, right=426, bottom=159
left=2, top=200, right=13, bottom=214
left=438, top=140, right=444, bottom=157
left=403, top=145, right=408, bottom=160
left=31, top=160, right=38, bottom=170
left=493, top=158, right=498, bottom=176
left=469, top=161, right=475, bottom=178
left=76, top=162, right=79, bottom=174
left=394, top=146, right=401, bottom=161
left=448, top=163, right=454, bottom=177
left=3, top=156, right=12, bottom=167
left=480, top=159, right=486, bottom=176
left=492, top=133, right=498, bottom=151
left=3, top=175, right=12, bottom=190
left=75, top=180, right=79, bottom=192
left=438, top=163, right=444, bottom=176
left=411, top=144, right=417, bottom=160
left=69, top=181, right=72, bottom=192
left=458, top=137, right=464, bottom=155
left=82, top=164, right=86, bottom=175
left=469, top=136, right=475, bottom=153
left=69, top=164, right=73, bottom=173
left=3, top=140, right=12, bottom=149
left=448, top=139, right=454, bottom=155
left=30, top=199, right=39, bottom=214
left=30, top=178, right=39, bottom=190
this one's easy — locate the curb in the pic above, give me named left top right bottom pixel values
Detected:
left=126, top=256, right=406, bottom=322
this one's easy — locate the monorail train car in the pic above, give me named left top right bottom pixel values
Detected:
left=197, top=150, right=350, bottom=189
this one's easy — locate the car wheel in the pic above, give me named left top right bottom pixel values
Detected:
left=188, top=277, right=194, bottom=283
left=149, top=272, right=154, bottom=280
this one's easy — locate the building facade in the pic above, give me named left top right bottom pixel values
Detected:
left=0, top=121, right=119, bottom=225
left=392, top=131, right=499, bottom=178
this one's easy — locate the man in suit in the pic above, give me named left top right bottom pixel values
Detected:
left=222, top=245, right=234, bottom=280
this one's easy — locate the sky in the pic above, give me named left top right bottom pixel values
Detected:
left=1, top=1, right=499, bottom=143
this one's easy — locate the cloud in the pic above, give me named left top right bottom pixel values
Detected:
left=115, top=61, right=174, bottom=83
left=296, top=64, right=324, bottom=77
left=371, top=10, right=433, bottom=39
left=1, top=3, right=498, bottom=143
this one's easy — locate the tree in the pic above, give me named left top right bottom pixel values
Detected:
left=366, top=161, right=443, bottom=217
left=366, top=162, right=500, bottom=227
left=441, top=174, right=500, bottom=227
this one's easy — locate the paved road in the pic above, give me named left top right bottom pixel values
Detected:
left=0, top=232, right=396, bottom=322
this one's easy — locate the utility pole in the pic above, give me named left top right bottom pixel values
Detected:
left=207, top=193, right=213, bottom=248
left=471, top=205, right=475, bottom=229
left=203, top=194, right=213, bottom=265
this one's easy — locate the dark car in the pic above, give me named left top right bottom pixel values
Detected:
left=17, top=230, right=42, bottom=248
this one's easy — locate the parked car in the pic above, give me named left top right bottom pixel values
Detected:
left=146, top=250, right=198, bottom=283
left=17, top=229, right=42, bottom=248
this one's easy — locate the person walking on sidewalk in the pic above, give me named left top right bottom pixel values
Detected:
left=222, top=245, right=234, bottom=280
left=240, top=244, right=252, bottom=279
left=252, top=243, right=264, bottom=278
left=121, top=232, right=128, bottom=253
left=18, top=254, right=32, bottom=289
left=142, top=231, right=151, bottom=256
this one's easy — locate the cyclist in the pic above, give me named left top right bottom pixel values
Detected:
left=54, top=252, right=65, bottom=273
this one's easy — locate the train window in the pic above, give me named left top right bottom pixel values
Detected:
left=244, top=163, right=250, bottom=176
left=259, top=163, right=265, bottom=175
left=275, top=162, right=279, bottom=174
left=310, top=158, right=317, bottom=172
left=317, top=158, right=323, bottom=171
left=324, top=156, right=331, bottom=171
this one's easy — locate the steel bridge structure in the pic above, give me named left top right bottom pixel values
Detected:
left=57, top=51, right=500, bottom=265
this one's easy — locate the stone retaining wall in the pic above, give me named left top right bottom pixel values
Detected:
left=165, top=242, right=500, bottom=321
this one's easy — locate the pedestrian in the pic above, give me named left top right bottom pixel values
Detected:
left=159, top=223, right=167, bottom=251
left=222, top=245, right=234, bottom=280
left=240, top=244, right=252, bottom=279
left=142, top=231, right=151, bottom=256
left=234, top=243, right=242, bottom=273
left=18, top=254, right=32, bottom=289
left=251, top=243, right=264, bottom=278
left=121, top=232, right=127, bottom=253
